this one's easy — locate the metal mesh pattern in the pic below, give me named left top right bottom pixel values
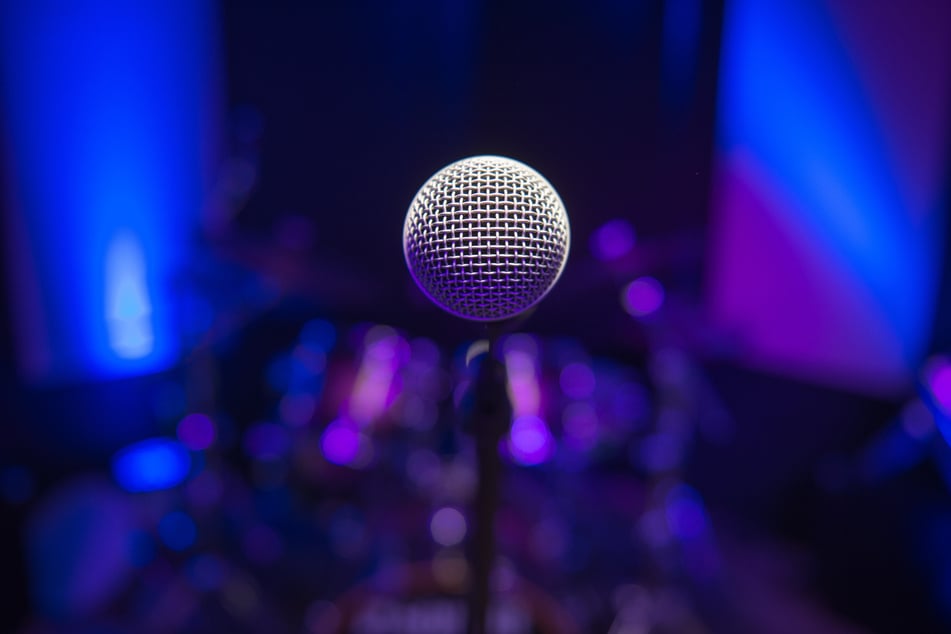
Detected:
left=403, top=155, right=570, bottom=321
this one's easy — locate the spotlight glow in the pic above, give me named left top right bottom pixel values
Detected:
left=105, top=232, right=153, bottom=359
left=1, top=0, right=219, bottom=380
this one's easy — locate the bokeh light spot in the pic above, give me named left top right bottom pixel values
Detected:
left=621, top=277, right=665, bottom=317
left=321, top=419, right=363, bottom=466
left=158, top=511, right=197, bottom=551
left=665, top=485, right=708, bottom=540
left=590, top=218, right=636, bottom=261
left=560, top=362, right=596, bottom=399
left=507, top=415, right=555, bottom=466
left=177, top=413, right=216, bottom=451
left=430, top=507, right=467, bottom=547
left=112, top=438, right=191, bottom=493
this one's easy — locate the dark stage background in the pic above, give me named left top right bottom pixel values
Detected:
left=2, top=1, right=951, bottom=633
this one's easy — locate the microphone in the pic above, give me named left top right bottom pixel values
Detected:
left=403, top=155, right=571, bottom=321
left=403, top=156, right=570, bottom=634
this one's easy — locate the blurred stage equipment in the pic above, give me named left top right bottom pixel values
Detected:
left=403, top=156, right=571, bottom=634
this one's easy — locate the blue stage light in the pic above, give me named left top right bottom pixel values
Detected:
left=112, top=438, right=191, bottom=493
left=0, top=0, right=220, bottom=382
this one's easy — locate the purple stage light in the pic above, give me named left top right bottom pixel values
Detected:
left=503, top=332, right=540, bottom=357
left=507, top=415, right=555, bottom=466
left=321, top=419, right=362, bottom=466
left=504, top=335, right=542, bottom=417
left=507, top=351, right=541, bottom=417
left=622, top=277, right=665, bottom=317
left=177, top=413, right=216, bottom=451
left=710, top=0, right=951, bottom=394
left=929, top=358, right=951, bottom=412
left=560, top=362, right=596, bottom=399
left=590, top=219, right=636, bottom=261
left=925, top=358, right=951, bottom=448
left=346, top=325, right=407, bottom=426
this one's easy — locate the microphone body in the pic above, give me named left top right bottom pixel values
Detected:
left=403, top=155, right=570, bottom=634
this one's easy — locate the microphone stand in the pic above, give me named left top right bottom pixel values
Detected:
left=465, top=321, right=511, bottom=634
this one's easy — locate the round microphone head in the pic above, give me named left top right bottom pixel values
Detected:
left=403, top=155, right=571, bottom=322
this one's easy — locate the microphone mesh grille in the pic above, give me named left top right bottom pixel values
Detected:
left=403, top=155, right=570, bottom=321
